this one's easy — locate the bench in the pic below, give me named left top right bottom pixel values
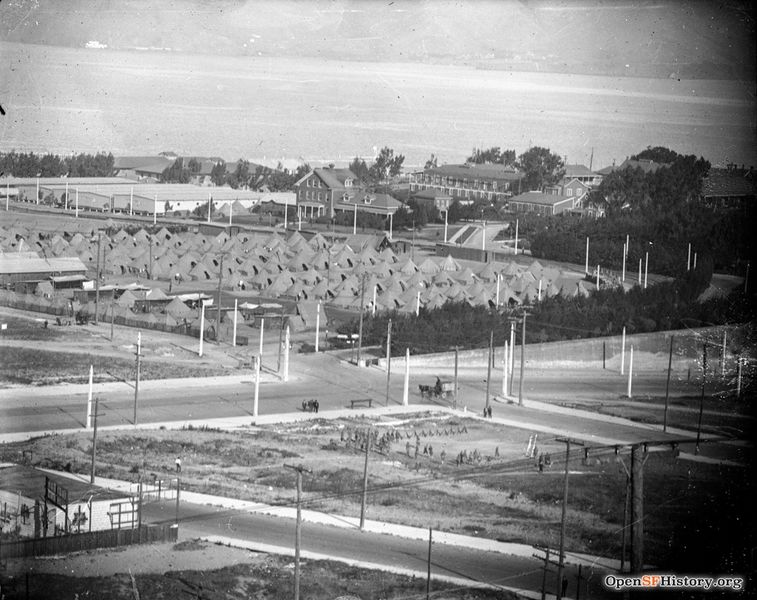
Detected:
left=349, top=398, right=373, bottom=409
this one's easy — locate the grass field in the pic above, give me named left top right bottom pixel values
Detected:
left=0, top=346, right=229, bottom=385
left=0, top=315, right=69, bottom=341
left=3, top=414, right=752, bottom=574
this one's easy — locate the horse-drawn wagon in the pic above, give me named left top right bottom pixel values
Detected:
left=419, top=377, right=454, bottom=400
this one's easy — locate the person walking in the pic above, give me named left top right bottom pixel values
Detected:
left=175, top=456, right=182, bottom=473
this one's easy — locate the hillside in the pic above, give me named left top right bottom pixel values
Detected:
left=1, top=0, right=754, bottom=80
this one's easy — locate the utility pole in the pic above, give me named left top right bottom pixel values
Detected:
left=175, top=474, right=180, bottom=525
left=509, top=320, right=516, bottom=396
left=110, top=301, right=115, bottom=341
left=199, top=301, right=205, bottom=357
left=696, top=343, right=707, bottom=454
left=277, top=310, right=284, bottom=372
left=621, top=326, right=626, bottom=375
left=664, top=336, right=674, bottom=432
left=315, top=301, right=321, bottom=352
left=630, top=443, right=647, bottom=573
left=555, top=438, right=577, bottom=600
left=284, top=464, right=312, bottom=600
left=385, top=319, right=392, bottom=406
left=356, top=273, right=366, bottom=366
left=94, top=231, right=101, bottom=324
left=90, top=397, right=99, bottom=484
left=453, top=346, right=459, bottom=410
left=359, top=427, right=372, bottom=530
left=216, top=254, right=224, bottom=339
left=616, top=452, right=631, bottom=573
left=721, top=330, right=727, bottom=377
left=533, top=546, right=551, bottom=600
left=87, top=364, right=93, bottom=429
left=485, top=331, right=493, bottom=411
left=253, top=354, right=260, bottom=418
left=426, top=527, right=433, bottom=600
left=518, top=313, right=526, bottom=406
left=283, top=325, right=290, bottom=382
left=148, top=234, right=153, bottom=280
left=134, top=331, right=141, bottom=426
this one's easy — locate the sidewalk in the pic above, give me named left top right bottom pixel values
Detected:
left=42, top=465, right=623, bottom=574
left=0, top=402, right=644, bottom=446
left=0, top=372, right=283, bottom=402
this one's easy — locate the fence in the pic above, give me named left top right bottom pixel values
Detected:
left=131, top=478, right=178, bottom=502
left=0, top=523, right=177, bottom=560
left=0, top=290, right=194, bottom=337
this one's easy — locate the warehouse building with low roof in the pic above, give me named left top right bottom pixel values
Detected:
left=0, top=253, right=87, bottom=286
left=6, top=177, right=263, bottom=216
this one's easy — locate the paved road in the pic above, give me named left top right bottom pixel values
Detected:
left=0, top=351, right=730, bottom=449
left=142, top=499, right=616, bottom=599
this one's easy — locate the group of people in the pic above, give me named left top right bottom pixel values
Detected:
left=340, top=426, right=401, bottom=453
left=537, top=453, right=552, bottom=472
left=482, top=405, right=493, bottom=418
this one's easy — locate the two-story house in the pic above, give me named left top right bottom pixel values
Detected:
left=563, top=164, right=602, bottom=188
left=294, top=167, right=360, bottom=219
left=509, top=178, right=589, bottom=216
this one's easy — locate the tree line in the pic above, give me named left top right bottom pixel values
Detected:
left=339, top=263, right=754, bottom=356
left=0, top=151, right=115, bottom=178
left=527, top=148, right=753, bottom=275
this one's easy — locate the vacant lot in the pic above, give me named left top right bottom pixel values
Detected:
left=1, top=539, right=517, bottom=600
left=0, top=307, right=235, bottom=385
left=3, top=412, right=752, bottom=575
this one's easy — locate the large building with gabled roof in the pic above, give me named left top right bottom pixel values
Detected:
left=409, top=163, right=523, bottom=203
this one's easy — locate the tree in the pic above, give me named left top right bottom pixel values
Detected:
left=468, top=147, right=501, bottom=164
left=349, top=157, right=370, bottom=183
left=466, top=147, right=517, bottom=165
left=501, top=149, right=517, bottom=166
left=210, top=161, right=226, bottom=186
left=160, top=158, right=190, bottom=183
left=227, top=160, right=250, bottom=189
left=447, top=199, right=463, bottom=224
left=368, top=146, right=404, bottom=183
left=192, top=199, right=215, bottom=219
left=424, top=154, right=438, bottom=169
left=632, top=146, right=679, bottom=164
left=516, top=146, right=564, bottom=191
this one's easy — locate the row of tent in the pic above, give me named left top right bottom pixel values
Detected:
left=2, top=224, right=592, bottom=314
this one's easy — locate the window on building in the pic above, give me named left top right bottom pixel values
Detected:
left=567, top=188, right=573, bottom=196
left=345, top=178, right=353, bottom=188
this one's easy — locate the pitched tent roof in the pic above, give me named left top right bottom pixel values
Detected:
left=165, top=296, right=192, bottom=317
left=417, top=257, right=440, bottom=274
left=439, top=254, right=461, bottom=272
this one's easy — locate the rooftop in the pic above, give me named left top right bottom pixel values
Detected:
left=422, top=163, right=523, bottom=181
left=0, top=255, right=87, bottom=275
left=509, top=191, right=573, bottom=206
left=702, top=173, right=756, bottom=197
left=564, top=164, right=598, bottom=178
left=0, top=465, right=124, bottom=503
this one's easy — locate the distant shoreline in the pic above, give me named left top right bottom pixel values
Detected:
left=3, top=40, right=752, bottom=83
